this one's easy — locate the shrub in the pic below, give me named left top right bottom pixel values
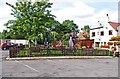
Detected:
left=96, top=48, right=103, bottom=50
left=82, top=46, right=86, bottom=48
left=118, top=36, right=120, bottom=41
left=64, top=41, right=69, bottom=46
left=108, top=51, right=113, bottom=56
left=107, top=42, right=113, bottom=45
left=117, top=42, right=120, bottom=45
left=51, top=41, right=60, bottom=47
left=101, top=45, right=109, bottom=48
left=110, top=36, right=120, bottom=41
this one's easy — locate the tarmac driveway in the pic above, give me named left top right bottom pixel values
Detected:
left=2, top=59, right=118, bottom=77
left=1, top=49, right=119, bottom=77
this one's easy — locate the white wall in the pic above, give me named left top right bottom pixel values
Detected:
left=118, top=26, right=120, bottom=36
left=10, top=40, right=29, bottom=45
left=90, top=22, right=118, bottom=46
left=118, top=26, right=120, bottom=52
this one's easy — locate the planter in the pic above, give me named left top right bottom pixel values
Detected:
left=117, top=45, right=120, bottom=48
left=108, top=51, right=113, bottom=56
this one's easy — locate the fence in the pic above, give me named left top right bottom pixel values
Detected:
left=9, top=46, right=109, bottom=58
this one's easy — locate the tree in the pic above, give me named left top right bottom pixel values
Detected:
left=4, top=0, right=56, bottom=45
left=1, top=30, right=11, bottom=39
left=81, top=25, right=90, bottom=39
left=83, top=25, right=90, bottom=33
left=0, top=32, right=2, bottom=39
left=62, top=20, right=79, bottom=34
left=4, top=0, right=79, bottom=46
left=55, top=20, right=79, bottom=41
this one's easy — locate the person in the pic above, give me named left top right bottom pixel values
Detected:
left=59, top=39, right=64, bottom=46
left=72, top=32, right=77, bottom=47
left=69, top=35, right=73, bottom=48
left=44, top=38, right=48, bottom=48
left=113, top=44, right=119, bottom=57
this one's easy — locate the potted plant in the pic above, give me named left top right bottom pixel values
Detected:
left=108, top=42, right=113, bottom=45
left=118, top=36, right=120, bottom=41
left=110, top=36, right=120, bottom=41
left=117, top=42, right=120, bottom=48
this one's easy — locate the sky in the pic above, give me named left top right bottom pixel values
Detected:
left=0, top=0, right=119, bottom=32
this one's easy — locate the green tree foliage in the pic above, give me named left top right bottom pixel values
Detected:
left=83, top=25, right=90, bottom=33
left=0, top=32, right=2, bottom=39
left=56, top=20, right=79, bottom=41
left=81, top=25, right=90, bottom=39
left=4, top=0, right=55, bottom=44
left=3, top=0, right=79, bottom=45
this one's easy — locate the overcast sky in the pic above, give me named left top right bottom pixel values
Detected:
left=0, top=0, right=119, bottom=32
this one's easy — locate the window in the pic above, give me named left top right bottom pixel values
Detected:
left=101, top=42, right=103, bottom=44
left=97, top=32, right=99, bottom=35
left=109, top=30, right=113, bottom=35
left=104, top=42, right=106, bottom=44
left=100, top=31, right=104, bottom=36
left=92, top=32, right=95, bottom=37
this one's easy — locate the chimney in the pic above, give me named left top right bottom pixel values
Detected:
left=98, top=21, right=102, bottom=26
left=106, top=14, right=110, bottom=22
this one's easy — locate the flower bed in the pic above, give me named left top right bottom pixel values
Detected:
left=117, top=42, right=120, bottom=45
left=9, top=47, right=109, bottom=58
left=110, top=36, right=120, bottom=41
left=101, top=45, right=109, bottom=48
left=107, top=42, right=113, bottom=45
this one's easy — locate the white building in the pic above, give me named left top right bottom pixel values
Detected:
left=90, top=21, right=120, bottom=48
left=0, top=39, right=29, bottom=48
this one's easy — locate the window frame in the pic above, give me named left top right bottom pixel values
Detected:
left=100, top=31, right=104, bottom=36
left=92, top=32, right=95, bottom=37
left=109, top=30, right=113, bottom=35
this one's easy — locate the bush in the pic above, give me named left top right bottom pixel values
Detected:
left=110, top=36, right=120, bottom=41
left=82, top=46, right=86, bottom=48
left=108, top=51, right=113, bottom=56
left=96, top=48, right=103, bottom=50
left=64, top=41, right=69, bottom=46
left=108, top=42, right=113, bottom=45
left=117, top=42, right=120, bottom=45
left=118, top=36, right=120, bottom=41
left=101, top=45, right=109, bottom=48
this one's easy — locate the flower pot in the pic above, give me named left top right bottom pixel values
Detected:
left=108, top=51, right=113, bottom=56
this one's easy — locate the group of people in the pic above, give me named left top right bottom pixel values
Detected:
left=110, top=44, right=119, bottom=57
left=43, top=32, right=77, bottom=48
left=43, top=33, right=119, bottom=57
left=68, top=32, right=77, bottom=48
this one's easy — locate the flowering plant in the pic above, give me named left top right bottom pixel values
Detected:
left=110, top=36, right=120, bottom=41
left=101, top=45, right=109, bottom=48
left=117, top=42, right=120, bottom=45
left=107, top=42, right=113, bottom=45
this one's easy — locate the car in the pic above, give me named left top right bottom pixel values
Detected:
left=1, top=43, right=16, bottom=50
left=16, top=43, right=23, bottom=47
